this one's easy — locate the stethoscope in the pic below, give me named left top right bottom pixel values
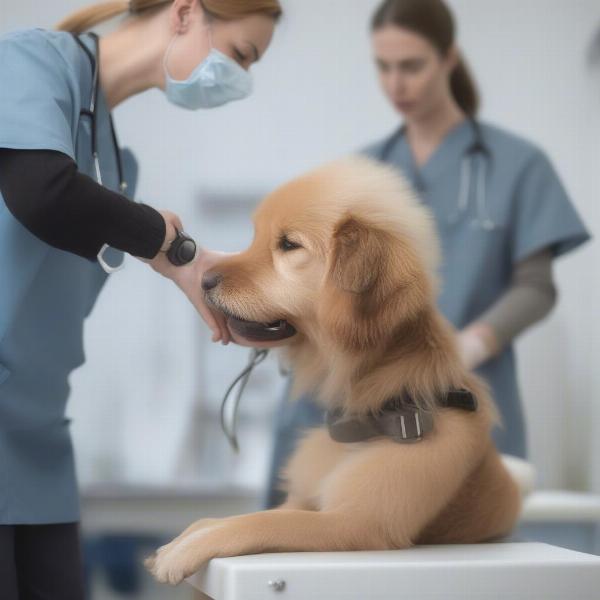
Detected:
left=378, top=119, right=498, bottom=231
left=72, top=32, right=197, bottom=272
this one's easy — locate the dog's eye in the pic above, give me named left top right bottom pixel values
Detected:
left=278, top=235, right=303, bottom=252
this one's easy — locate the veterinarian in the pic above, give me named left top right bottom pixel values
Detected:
left=0, top=0, right=281, bottom=596
left=263, top=0, right=591, bottom=508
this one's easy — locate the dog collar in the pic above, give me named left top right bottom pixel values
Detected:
left=326, top=389, right=477, bottom=444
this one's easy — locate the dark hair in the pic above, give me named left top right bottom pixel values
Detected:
left=371, top=0, right=479, bottom=116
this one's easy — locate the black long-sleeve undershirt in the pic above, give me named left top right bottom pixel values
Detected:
left=0, top=148, right=165, bottom=260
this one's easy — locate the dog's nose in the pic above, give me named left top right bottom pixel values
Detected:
left=201, top=272, right=222, bottom=292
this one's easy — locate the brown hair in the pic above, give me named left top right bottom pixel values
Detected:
left=57, top=0, right=282, bottom=34
left=371, top=0, right=479, bottom=116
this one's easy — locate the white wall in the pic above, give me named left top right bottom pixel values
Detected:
left=2, top=0, right=599, bottom=491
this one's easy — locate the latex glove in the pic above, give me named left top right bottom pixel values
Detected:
left=457, top=323, right=499, bottom=370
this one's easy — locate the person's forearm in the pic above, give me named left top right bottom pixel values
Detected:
left=459, top=249, right=557, bottom=368
left=0, top=148, right=165, bottom=260
left=478, top=248, right=557, bottom=349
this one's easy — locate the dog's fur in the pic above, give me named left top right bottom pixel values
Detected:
left=148, top=157, right=522, bottom=585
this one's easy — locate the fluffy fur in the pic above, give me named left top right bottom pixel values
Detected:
left=147, top=157, right=522, bottom=585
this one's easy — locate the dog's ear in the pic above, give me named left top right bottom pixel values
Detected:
left=329, top=217, right=384, bottom=294
left=321, top=215, right=428, bottom=350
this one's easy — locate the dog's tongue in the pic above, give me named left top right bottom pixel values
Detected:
left=226, top=316, right=297, bottom=342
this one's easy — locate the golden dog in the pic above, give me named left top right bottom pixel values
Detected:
left=147, top=157, right=522, bottom=585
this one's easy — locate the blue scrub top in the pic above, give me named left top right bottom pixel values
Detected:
left=363, top=119, right=591, bottom=458
left=0, top=29, right=138, bottom=524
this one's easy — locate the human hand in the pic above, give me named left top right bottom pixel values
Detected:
left=142, top=240, right=234, bottom=344
left=158, top=210, right=183, bottom=252
left=457, top=323, right=499, bottom=370
left=140, top=210, right=185, bottom=275
left=169, top=249, right=235, bottom=344
left=134, top=210, right=229, bottom=342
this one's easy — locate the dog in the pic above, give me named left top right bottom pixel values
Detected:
left=147, top=156, right=522, bottom=585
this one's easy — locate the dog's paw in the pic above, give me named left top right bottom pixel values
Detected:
left=148, top=526, right=222, bottom=585
left=148, top=537, right=199, bottom=584
left=144, top=554, right=157, bottom=571
left=149, top=554, right=188, bottom=585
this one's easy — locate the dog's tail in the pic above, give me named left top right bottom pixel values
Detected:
left=500, top=454, right=536, bottom=497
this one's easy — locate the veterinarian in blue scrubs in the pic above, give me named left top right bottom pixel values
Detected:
left=0, top=0, right=281, bottom=597
left=263, top=0, right=591, bottom=508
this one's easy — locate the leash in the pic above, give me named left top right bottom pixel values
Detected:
left=220, top=348, right=270, bottom=452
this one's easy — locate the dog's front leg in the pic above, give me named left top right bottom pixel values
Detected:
left=148, top=509, right=385, bottom=585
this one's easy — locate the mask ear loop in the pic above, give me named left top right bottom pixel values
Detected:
left=163, top=24, right=213, bottom=81
left=206, top=23, right=214, bottom=50
left=163, top=32, right=180, bottom=80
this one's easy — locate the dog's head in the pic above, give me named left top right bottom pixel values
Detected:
left=202, top=157, right=440, bottom=352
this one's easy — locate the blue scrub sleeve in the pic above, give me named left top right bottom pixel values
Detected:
left=0, top=30, right=77, bottom=158
left=510, top=150, right=591, bottom=263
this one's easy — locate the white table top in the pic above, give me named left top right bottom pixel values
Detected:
left=521, top=490, right=600, bottom=522
left=188, top=542, right=600, bottom=600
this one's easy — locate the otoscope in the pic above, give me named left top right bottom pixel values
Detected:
left=166, top=230, right=197, bottom=266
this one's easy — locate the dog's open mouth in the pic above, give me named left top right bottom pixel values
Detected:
left=226, top=314, right=297, bottom=342
left=209, top=301, right=297, bottom=342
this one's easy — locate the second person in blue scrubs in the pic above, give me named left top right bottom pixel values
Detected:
left=263, top=0, right=591, bottom=508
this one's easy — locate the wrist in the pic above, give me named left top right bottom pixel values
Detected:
left=466, top=322, right=500, bottom=357
left=458, top=322, right=499, bottom=370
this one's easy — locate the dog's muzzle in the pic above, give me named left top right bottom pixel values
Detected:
left=202, top=270, right=297, bottom=342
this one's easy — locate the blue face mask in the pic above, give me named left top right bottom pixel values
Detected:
left=163, top=29, right=253, bottom=110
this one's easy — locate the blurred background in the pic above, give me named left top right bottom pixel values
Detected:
left=1, top=0, right=599, bottom=598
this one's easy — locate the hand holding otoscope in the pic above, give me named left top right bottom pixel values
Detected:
left=158, top=217, right=289, bottom=453
left=143, top=210, right=231, bottom=344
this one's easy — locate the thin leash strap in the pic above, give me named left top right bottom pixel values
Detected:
left=220, top=349, right=269, bottom=452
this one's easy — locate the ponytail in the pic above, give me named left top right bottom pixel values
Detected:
left=56, top=0, right=282, bottom=34
left=56, top=1, right=166, bottom=33
left=450, top=56, right=479, bottom=118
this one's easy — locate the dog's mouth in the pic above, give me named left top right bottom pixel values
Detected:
left=227, top=314, right=297, bottom=342
left=209, top=300, right=297, bottom=342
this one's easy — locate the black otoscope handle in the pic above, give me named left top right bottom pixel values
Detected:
left=167, top=230, right=197, bottom=266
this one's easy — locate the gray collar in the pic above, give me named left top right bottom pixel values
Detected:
left=326, top=389, right=477, bottom=444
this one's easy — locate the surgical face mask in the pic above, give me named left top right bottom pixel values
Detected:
left=163, top=27, right=253, bottom=110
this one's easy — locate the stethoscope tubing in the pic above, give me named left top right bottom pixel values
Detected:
left=378, top=119, right=497, bottom=230
left=73, top=32, right=196, bottom=271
